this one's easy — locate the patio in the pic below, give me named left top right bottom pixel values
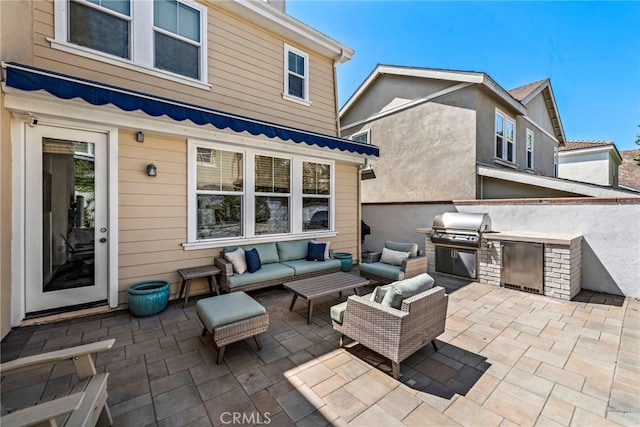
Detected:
left=1, top=271, right=638, bottom=426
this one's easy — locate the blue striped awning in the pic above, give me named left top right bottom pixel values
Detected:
left=3, top=62, right=379, bottom=158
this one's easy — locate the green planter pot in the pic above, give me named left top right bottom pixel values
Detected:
left=128, top=281, right=170, bottom=317
left=333, top=252, right=353, bottom=272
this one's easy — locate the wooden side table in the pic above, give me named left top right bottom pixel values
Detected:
left=177, top=265, right=221, bottom=308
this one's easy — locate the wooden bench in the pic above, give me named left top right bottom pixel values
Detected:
left=1, top=339, right=115, bottom=427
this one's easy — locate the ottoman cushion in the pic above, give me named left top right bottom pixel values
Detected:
left=197, top=292, right=266, bottom=331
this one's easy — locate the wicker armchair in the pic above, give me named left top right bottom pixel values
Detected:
left=333, top=286, right=448, bottom=379
left=359, top=241, right=428, bottom=285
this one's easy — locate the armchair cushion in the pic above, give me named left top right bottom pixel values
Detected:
left=380, top=273, right=435, bottom=309
left=385, top=241, right=419, bottom=258
left=358, top=262, right=405, bottom=281
left=380, top=247, right=410, bottom=266
left=330, top=292, right=374, bottom=324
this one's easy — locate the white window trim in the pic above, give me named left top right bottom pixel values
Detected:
left=186, top=139, right=335, bottom=249
left=526, top=128, right=535, bottom=170
left=495, top=108, right=516, bottom=165
left=51, top=0, right=210, bottom=90
left=350, top=129, right=370, bottom=144
left=283, top=43, right=310, bottom=105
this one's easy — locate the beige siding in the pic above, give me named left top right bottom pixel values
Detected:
left=19, top=1, right=338, bottom=136
left=331, top=162, right=361, bottom=261
left=118, top=131, right=219, bottom=304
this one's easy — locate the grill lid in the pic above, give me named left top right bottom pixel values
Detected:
left=432, top=212, right=492, bottom=233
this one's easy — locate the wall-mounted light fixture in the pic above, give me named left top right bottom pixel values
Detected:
left=137, top=132, right=145, bottom=143
left=146, top=163, right=157, bottom=177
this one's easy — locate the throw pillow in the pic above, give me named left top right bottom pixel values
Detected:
left=224, top=247, right=247, bottom=274
left=312, top=240, right=331, bottom=259
left=380, top=273, right=435, bottom=309
left=380, top=247, right=410, bottom=266
left=306, top=241, right=327, bottom=261
left=245, top=248, right=262, bottom=273
left=370, top=285, right=392, bottom=303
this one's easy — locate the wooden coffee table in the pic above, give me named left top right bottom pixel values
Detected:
left=284, top=272, right=370, bottom=324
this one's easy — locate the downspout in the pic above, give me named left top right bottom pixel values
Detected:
left=333, top=48, right=347, bottom=137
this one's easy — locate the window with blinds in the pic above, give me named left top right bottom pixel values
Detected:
left=196, top=148, right=243, bottom=239
left=302, top=162, right=331, bottom=231
left=255, top=156, right=291, bottom=235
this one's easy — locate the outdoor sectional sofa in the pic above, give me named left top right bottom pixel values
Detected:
left=214, top=240, right=341, bottom=293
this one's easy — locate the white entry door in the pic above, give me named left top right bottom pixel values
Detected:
left=25, top=125, right=109, bottom=314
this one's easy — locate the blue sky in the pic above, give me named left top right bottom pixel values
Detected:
left=287, top=1, right=640, bottom=151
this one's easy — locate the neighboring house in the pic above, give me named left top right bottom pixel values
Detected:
left=0, top=0, right=377, bottom=336
left=558, top=140, right=622, bottom=187
left=618, top=150, right=640, bottom=191
left=339, top=65, right=635, bottom=202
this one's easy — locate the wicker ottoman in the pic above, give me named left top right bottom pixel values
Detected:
left=196, top=292, right=269, bottom=364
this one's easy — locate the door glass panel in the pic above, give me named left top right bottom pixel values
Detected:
left=42, top=138, right=95, bottom=292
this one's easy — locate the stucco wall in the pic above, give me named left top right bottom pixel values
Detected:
left=479, top=177, right=580, bottom=199
left=362, top=200, right=640, bottom=297
left=353, top=86, right=478, bottom=203
left=341, top=75, right=459, bottom=127
left=476, top=89, right=557, bottom=177
left=525, top=91, right=555, bottom=133
left=559, top=151, right=611, bottom=186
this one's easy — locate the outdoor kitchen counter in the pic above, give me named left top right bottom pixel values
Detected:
left=482, top=231, right=582, bottom=246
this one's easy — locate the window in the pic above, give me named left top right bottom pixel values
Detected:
left=255, top=156, right=291, bottom=235
left=350, top=130, right=369, bottom=144
left=69, top=0, right=131, bottom=58
left=54, top=0, right=207, bottom=85
left=188, top=142, right=334, bottom=245
left=526, top=129, right=534, bottom=170
left=554, top=147, right=559, bottom=177
left=195, top=148, right=244, bottom=239
left=302, top=162, right=331, bottom=232
left=284, top=44, right=310, bottom=103
left=154, top=0, right=201, bottom=79
left=495, top=110, right=515, bottom=163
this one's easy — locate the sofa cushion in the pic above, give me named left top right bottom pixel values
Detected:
left=242, top=242, right=279, bottom=265
left=380, top=273, right=435, bottom=309
left=281, top=259, right=342, bottom=276
left=385, top=241, right=419, bottom=258
left=358, top=262, right=405, bottom=281
left=380, top=247, right=410, bottom=266
left=226, top=263, right=294, bottom=289
left=196, top=292, right=266, bottom=330
left=224, top=248, right=247, bottom=274
left=277, top=240, right=311, bottom=262
left=245, top=248, right=262, bottom=273
left=306, top=241, right=326, bottom=261
left=330, top=292, right=373, bottom=324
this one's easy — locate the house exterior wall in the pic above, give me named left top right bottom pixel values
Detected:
left=559, top=151, right=612, bottom=186
left=1, top=0, right=362, bottom=332
left=117, top=129, right=360, bottom=304
left=14, top=0, right=339, bottom=135
left=347, top=85, right=478, bottom=202
left=340, top=75, right=460, bottom=128
left=479, top=177, right=581, bottom=199
left=476, top=88, right=556, bottom=177
left=525, top=91, right=554, bottom=133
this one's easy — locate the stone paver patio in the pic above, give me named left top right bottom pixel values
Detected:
left=1, top=272, right=638, bottom=426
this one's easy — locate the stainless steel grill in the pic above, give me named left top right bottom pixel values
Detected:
left=431, top=212, right=492, bottom=248
left=431, top=212, right=492, bottom=279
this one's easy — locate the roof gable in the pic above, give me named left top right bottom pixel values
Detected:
left=509, top=79, right=566, bottom=145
